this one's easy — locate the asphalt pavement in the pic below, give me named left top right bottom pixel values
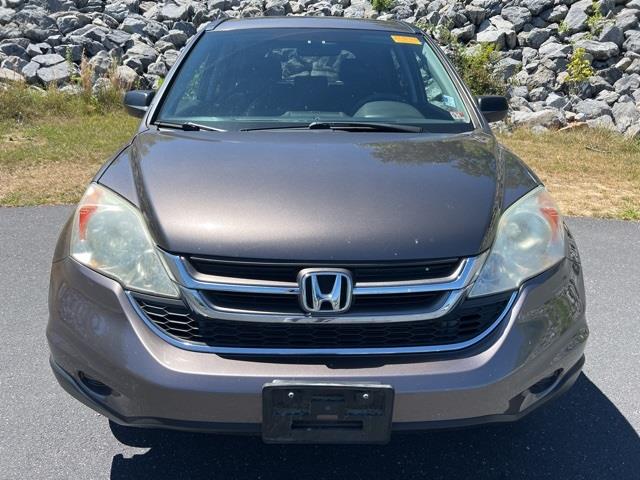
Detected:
left=0, top=206, right=638, bottom=479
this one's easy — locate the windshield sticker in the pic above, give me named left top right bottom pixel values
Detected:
left=390, top=35, right=422, bottom=45
left=442, top=95, right=456, bottom=109
left=450, top=111, right=466, bottom=121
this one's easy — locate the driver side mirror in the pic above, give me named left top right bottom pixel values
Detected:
left=477, top=96, right=509, bottom=123
left=124, top=90, right=155, bottom=118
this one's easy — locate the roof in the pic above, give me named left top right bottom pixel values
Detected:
left=207, top=16, right=418, bottom=34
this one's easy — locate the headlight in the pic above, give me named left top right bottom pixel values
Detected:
left=469, top=186, right=565, bottom=297
left=70, top=183, right=179, bottom=298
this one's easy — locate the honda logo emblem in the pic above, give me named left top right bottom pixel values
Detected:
left=298, top=269, right=353, bottom=314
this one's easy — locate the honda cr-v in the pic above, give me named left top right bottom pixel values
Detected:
left=47, top=17, right=588, bottom=444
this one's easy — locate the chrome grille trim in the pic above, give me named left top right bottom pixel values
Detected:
left=160, top=251, right=485, bottom=296
left=180, top=287, right=466, bottom=324
left=127, top=291, right=518, bottom=356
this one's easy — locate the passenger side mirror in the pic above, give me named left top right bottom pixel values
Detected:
left=477, top=96, right=509, bottom=123
left=124, top=90, right=155, bottom=118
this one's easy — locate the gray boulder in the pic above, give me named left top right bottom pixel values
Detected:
left=500, top=6, right=531, bottom=32
left=88, top=50, right=113, bottom=76
left=494, top=57, right=522, bottom=82
left=599, top=24, right=624, bottom=47
left=612, top=101, right=640, bottom=133
left=511, top=108, right=567, bottom=128
left=574, top=99, right=612, bottom=119
left=538, top=42, right=571, bottom=59
left=21, top=61, right=39, bottom=83
left=451, top=24, right=475, bottom=42
left=143, top=20, right=170, bottom=41
left=0, top=7, right=15, bottom=25
left=628, top=58, right=640, bottom=74
left=115, top=64, right=139, bottom=88
left=106, top=30, right=133, bottom=47
left=159, top=30, right=188, bottom=48
left=163, top=50, right=180, bottom=68
left=0, top=42, right=28, bottom=60
left=56, top=13, right=91, bottom=35
left=521, top=0, right=554, bottom=16
left=573, top=40, right=619, bottom=60
left=36, top=62, right=71, bottom=85
left=527, top=66, right=556, bottom=89
left=623, top=31, right=640, bottom=54
left=476, top=29, right=506, bottom=49
left=160, top=2, right=191, bottom=22
left=31, top=53, right=65, bottom=67
left=147, top=60, right=168, bottom=77
left=540, top=4, right=568, bottom=23
left=123, top=42, right=158, bottom=69
left=1, top=55, right=27, bottom=72
left=564, top=0, right=591, bottom=34
left=545, top=92, right=570, bottom=109
left=265, top=0, right=290, bottom=15
left=613, top=74, right=640, bottom=94
left=595, top=89, right=620, bottom=105
left=0, top=67, right=24, bottom=82
left=615, top=10, right=639, bottom=31
left=625, top=123, right=640, bottom=140
left=586, top=115, right=617, bottom=131
left=465, top=5, right=486, bottom=25
left=120, top=16, right=147, bottom=36
left=518, top=28, right=551, bottom=49
left=104, top=1, right=140, bottom=22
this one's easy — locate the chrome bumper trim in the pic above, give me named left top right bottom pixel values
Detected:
left=126, top=291, right=518, bottom=356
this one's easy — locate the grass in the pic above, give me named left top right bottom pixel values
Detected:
left=0, top=85, right=638, bottom=220
left=498, top=128, right=640, bottom=220
left=0, top=84, right=138, bottom=206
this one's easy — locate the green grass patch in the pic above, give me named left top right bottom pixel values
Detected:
left=1, top=84, right=138, bottom=206
left=498, top=128, right=640, bottom=220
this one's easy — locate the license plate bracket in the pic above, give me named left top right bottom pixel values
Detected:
left=262, top=381, right=394, bottom=444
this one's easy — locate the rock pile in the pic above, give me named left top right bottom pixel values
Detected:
left=1, top=0, right=639, bottom=135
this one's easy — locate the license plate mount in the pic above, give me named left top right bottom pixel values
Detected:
left=262, top=381, right=394, bottom=444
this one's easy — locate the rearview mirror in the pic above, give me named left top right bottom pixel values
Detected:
left=477, top=96, right=509, bottom=123
left=124, top=90, right=155, bottom=118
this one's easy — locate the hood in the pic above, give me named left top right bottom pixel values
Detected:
left=99, top=130, right=535, bottom=261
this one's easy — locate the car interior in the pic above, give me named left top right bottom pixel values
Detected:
left=167, top=37, right=464, bottom=124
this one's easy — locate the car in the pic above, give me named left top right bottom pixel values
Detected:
left=47, top=17, right=588, bottom=445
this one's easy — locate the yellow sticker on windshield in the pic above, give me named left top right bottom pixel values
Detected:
left=391, top=35, right=422, bottom=45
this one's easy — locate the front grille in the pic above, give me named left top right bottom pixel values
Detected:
left=188, top=256, right=461, bottom=284
left=133, top=292, right=513, bottom=350
left=205, top=290, right=444, bottom=314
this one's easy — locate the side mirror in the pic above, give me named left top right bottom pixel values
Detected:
left=124, top=90, right=155, bottom=118
left=477, top=95, right=509, bottom=123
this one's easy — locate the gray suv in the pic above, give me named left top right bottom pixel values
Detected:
left=47, top=17, right=588, bottom=444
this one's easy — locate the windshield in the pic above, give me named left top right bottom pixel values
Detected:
left=155, top=28, right=474, bottom=133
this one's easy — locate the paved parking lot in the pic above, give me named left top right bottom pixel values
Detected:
left=0, top=207, right=638, bottom=479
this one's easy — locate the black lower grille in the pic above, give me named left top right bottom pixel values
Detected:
left=133, top=292, right=513, bottom=350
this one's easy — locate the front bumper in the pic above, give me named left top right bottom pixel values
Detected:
left=47, top=251, right=588, bottom=432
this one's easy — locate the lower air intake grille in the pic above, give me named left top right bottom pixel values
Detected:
left=133, top=292, right=513, bottom=350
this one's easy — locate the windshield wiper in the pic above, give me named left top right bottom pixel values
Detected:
left=154, top=121, right=226, bottom=132
left=241, top=122, right=422, bottom=133
left=308, top=121, right=422, bottom=133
